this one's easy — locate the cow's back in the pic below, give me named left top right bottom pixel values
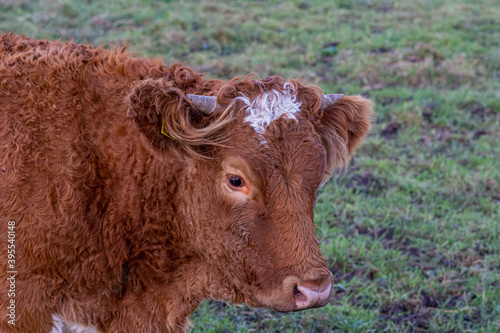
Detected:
left=0, top=33, right=165, bottom=332
left=0, top=34, right=123, bottom=233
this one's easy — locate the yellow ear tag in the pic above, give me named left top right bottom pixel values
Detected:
left=161, top=118, right=177, bottom=142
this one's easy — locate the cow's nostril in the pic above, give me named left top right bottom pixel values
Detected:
left=293, top=276, right=333, bottom=310
left=293, top=284, right=307, bottom=307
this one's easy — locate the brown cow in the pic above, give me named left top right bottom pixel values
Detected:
left=0, top=33, right=372, bottom=333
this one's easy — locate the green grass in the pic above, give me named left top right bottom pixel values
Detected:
left=2, top=0, right=499, bottom=332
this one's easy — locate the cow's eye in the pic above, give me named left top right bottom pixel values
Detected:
left=227, top=175, right=244, bottom=188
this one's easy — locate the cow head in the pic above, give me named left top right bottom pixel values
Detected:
left=127, top=71, right=372, bottom=312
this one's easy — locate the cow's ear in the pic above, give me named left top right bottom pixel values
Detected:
left=126, top=78, right=204, bottom=156
left=315, top=95, right=373, bottom=179
left=126, top=78, right=230, bottom=159
left=127, top=78, right=182, bottom=153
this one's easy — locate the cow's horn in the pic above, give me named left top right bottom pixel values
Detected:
left=186, top=94, right=218, bottom=114
left=321, top=94, right=344, bottom=109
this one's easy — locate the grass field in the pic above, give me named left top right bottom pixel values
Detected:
left=1, top=0, right=499, bottom=332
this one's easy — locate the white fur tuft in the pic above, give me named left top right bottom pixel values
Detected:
left=236, top=82, right=302, bottom=134
left=51, top=314, right=97, bottom=333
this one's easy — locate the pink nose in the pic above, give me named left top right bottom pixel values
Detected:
left=293, top=276, right=333, bottom=310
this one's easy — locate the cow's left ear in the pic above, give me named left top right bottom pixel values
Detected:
left=314, top=95, right=373, bottom=178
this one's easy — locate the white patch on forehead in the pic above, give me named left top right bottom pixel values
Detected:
left=235, top=82, right=302, bottom=134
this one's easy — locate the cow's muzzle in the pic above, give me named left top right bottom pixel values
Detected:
left=250, top=269, right=333, bottom=312
left=263, top=272, right=333, bottom=312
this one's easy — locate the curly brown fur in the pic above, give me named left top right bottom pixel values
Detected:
left=0, top=33, right=372, bottom=333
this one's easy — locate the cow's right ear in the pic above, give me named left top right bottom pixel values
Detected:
left=126, top=79, right=199, bottom=155
left=126, top=79, right=231, bottom=159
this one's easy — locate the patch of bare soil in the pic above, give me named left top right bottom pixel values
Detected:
left=354, top=225, right=395, bottom=242
left=370, top=3, right=394, bottom=13
left=458, top=100, right=495, bottom=121
left=345, top=171, right=387, bottom=196
left=421, top=101, right=441, bottom=123
left=380, top=120, right=401, bottom=139
left=370, top=47, right=392, bottom=54
left=379, top=290, right=473, bottom=332
left=380, top=301, right=432, bottom=332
